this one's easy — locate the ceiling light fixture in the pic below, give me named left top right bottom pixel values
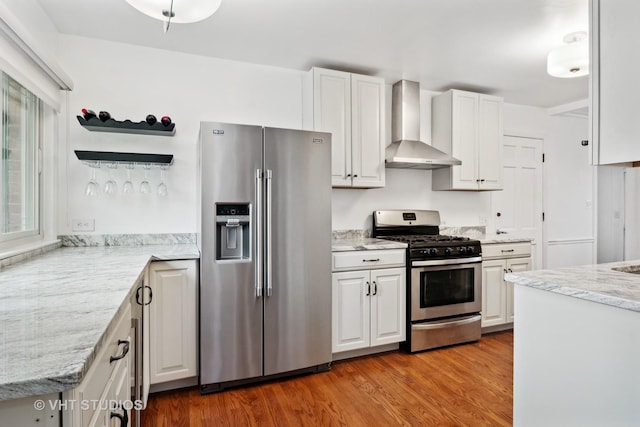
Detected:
left=126, top=0, right=222, bottom=33
left=547, top=31, right=589, bottom=78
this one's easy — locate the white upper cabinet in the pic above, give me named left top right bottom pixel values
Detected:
left=431, top=89, right=503, bottom=191
left=304, top=67, right=385, bottom=188
left=591, top=0, right=640, bottom=164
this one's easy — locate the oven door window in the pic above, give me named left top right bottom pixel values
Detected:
left=419, top=268, right=475, bottom=308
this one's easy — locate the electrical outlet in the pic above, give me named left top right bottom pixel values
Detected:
left=71, top=219, right=95, bottom=232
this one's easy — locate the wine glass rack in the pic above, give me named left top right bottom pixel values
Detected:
left=75, top=150, right=174, bottom=167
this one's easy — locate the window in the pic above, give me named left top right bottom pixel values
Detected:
left=1, top=71, right=41, bottom=244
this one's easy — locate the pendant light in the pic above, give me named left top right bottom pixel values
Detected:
left=126, top=0, right=222, bottom=33
left=547, top=31, right=589, bottom=78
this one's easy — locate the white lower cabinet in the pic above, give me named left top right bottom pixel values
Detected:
left=332, top=249, right=406, bottom=353
left=481, top=242, right=531, bottom=330
left=148, top=260, right=198, bottom=385
left=62, top=304, right=132, bottom=427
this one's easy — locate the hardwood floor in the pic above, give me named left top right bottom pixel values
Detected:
left=142, top=331, right=513, bottom=426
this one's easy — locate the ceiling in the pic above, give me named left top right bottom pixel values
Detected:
left=36, top=0, right=589, bottom=108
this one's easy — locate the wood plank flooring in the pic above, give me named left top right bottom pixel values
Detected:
left=142, top=331, right=513, bottom=426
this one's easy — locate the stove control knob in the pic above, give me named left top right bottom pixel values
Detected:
left=444, top=247, right=453, bottom=255
left=467, top=246, right=475, bottom=254
left=459, top=247, right=467, bottom=254
left=430, top=248, right=438, bottom=256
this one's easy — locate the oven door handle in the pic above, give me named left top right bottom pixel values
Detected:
left=412, top=256, right=482, bottom=267
left=412, top=314, right=481, bottom=330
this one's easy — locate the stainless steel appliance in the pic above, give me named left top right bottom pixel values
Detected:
left=372, top=210, right=482, bottom=352
left=198, top=122, right=332, bottom=392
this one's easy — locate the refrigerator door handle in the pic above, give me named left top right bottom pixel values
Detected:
left=255, top=169, right=263, bottom=298
left=266, top=169, right=273, bottom=297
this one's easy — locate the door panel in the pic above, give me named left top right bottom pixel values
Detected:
left=370, top=268, right=405, bottom=346
left=332, top=271, right=370, bottom=352
left=263, top=127, right=332, bottom=375
left=492, top=135, right=543, bottom=268
left=199, top=122, right=263, bottom=385
left=481, top=259, right=506, bottom=327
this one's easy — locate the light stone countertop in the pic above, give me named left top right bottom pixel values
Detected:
left=505, top=259, right=640, bottom=313
left=0, top=244, right=199, bottom=401
left=480, top=234, right=533, bottom=244
left=331, top=238, right=408, bottom=252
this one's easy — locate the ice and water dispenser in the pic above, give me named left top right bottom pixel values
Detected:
left=215, top=204, right=250, bottom=261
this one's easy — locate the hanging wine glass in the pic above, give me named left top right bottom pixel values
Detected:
left=157, top=165, right=168, bottom=197
left=140, top=164, right=152, bottom=194
left=85, top=163, right=100, bottom=197
left=123, top=163, right=135, bottom=194
left=104, top=163, right=118, bottom=195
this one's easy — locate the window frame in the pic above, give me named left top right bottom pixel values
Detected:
left=0, top=71, right=43, bottom=250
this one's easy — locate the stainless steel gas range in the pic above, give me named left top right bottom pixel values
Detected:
left=372, top=210, right=482, bottom=352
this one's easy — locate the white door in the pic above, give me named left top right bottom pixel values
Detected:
left=312, top=68, right=352, bottom=186
left=492, top=135, right=544, bottom=268
left=351, top=74, right=385, bottom=188
left=477, top=94, right=503, bottom=190
left=149, top=260, right=198, bottom=385
left=451, top=90, right=480, bottom=189
left=332, top=270, right=370, bottom=352
left=481, top=259, right=507, bottom=327
left=369, top=268, right=405, bottom=346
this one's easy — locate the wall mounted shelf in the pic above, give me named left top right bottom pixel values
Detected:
left=76, top=116, right=176, bottom=136
left=75, top=150, right=174, bottom=166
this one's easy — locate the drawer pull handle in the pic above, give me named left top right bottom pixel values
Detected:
left=135, top=285, right=153, bottom=305
left=110, top=405, right=129, bottom=427
left=362, top=258, right=380, bottom=262
left=110, top=339, right=130, bottom=363
left=501, top=249, right=515, bottom=253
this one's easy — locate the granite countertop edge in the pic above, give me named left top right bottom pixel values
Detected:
left=331, top=237, right=408, bottom=252
left=479, top=235, right=533, bottom=244
left=0, top=244, right=200, bottom=401
left=505, top=260, right=640, bottom=314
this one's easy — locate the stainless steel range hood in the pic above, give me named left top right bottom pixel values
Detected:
left=385, top=80, right=461, bottom=169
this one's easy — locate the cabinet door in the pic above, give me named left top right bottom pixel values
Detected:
left=351, top=74, right=385, bottom=188
left=332, top=270, right=370, bottom=352
left=477, top=94, right=503, bottom=190
left=482, top=259, right=507, bottom=327
left=149, top=260, right=198, bottom=385
left=369, top=268, right=405, bottom=346
left=108, top=343, right=131, bottom=427
left=506, top=257, right=532, bottom=323
left=451, top=90, right=480, bottom=189
left=592, top=0, right=640, bottom=164
left=312, top=68, right=352, bottom=186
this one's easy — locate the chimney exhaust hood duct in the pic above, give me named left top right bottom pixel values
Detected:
left=385, top=80, right=461, bottom=169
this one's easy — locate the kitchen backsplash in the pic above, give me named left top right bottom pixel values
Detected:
left=59, top=233, right=196, bottom=247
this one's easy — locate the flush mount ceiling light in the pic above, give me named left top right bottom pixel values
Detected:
left=126, top=0, right=222, bottom=33
left=547, top=31, right=589, bottom=78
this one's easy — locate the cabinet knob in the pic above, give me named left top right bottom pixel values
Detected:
left=346, top=174, right=351, bottom=177
left=353, top=174, right=358, bottom=178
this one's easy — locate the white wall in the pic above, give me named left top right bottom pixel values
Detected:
left=597, top=165, right=625, bottom=263
left=57, top=35, right=304, bottom=235
left=55, top=34, right=595, bottom=269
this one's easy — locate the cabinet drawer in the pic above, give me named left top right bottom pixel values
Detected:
left=332, top=250, right=405, bottom=271
left=78, top=304, right=132, bottom=427
left=482, top=242, right=531, bottom=259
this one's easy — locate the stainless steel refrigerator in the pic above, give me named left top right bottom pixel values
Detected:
left=198, top=122, right=332, bottom=392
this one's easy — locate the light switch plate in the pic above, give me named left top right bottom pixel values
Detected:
left=71, top=218, right=95, bottom=232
